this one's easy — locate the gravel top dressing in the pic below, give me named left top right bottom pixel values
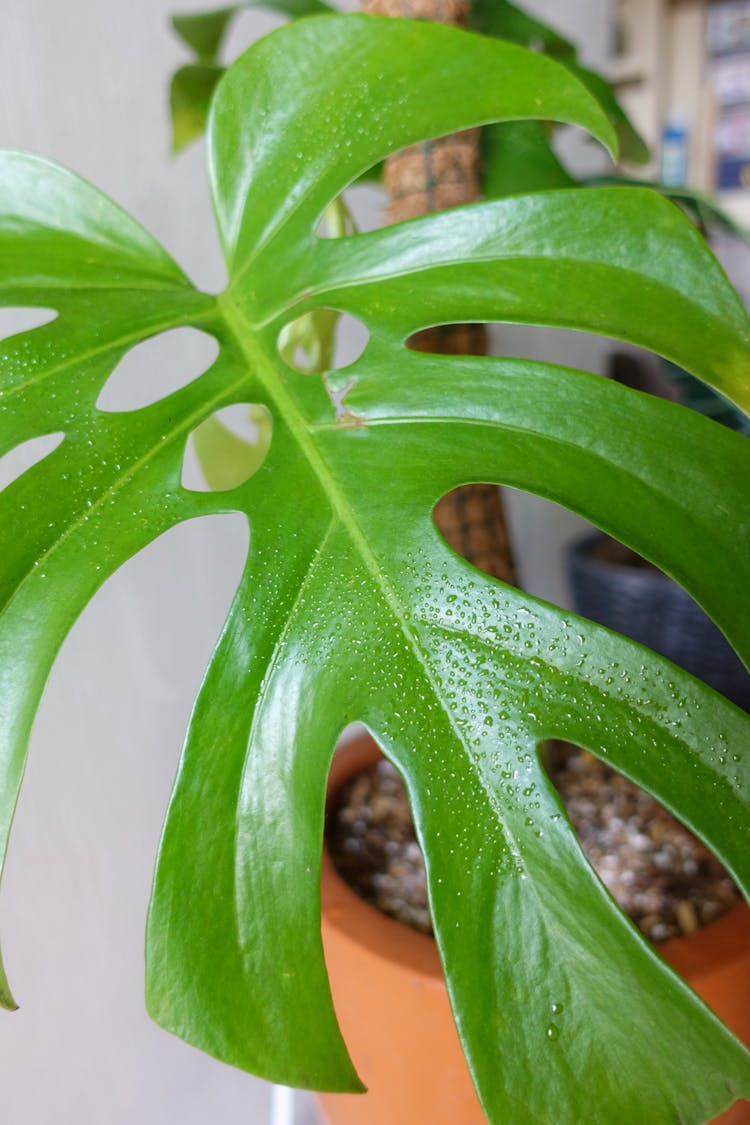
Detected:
left=327, top=744, right=740, bottom=943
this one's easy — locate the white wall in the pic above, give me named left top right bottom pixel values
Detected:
left=0, top=1, right=610, bottom=1121
left=0, top=3, right=294, bottom=1122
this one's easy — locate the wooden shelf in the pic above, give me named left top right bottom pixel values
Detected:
left=606, top=57, right=647, bottom=85
left=717, top=189, right=750, bottom=228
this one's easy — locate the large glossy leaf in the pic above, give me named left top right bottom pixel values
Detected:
left=1, top=15, right=749, bottom=1124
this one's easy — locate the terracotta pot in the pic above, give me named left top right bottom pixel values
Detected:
left=317, top=734, right=750, bottom=1125
left=661, top=908, right=750, bottom=1125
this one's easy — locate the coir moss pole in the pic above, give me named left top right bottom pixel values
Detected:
left=362, top=0, right=517, bottom=585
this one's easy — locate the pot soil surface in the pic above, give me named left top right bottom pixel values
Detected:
left=327, top=743, right=740, bottom=944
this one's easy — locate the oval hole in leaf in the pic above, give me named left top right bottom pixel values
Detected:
left=489, top=323, right=617, bottom=376
left=335, top=312, right=370, bottom=369
left=406, top=322, right=614, bottom=370
left=408, top=322, right=488, bottom=356
left=278, top=309, right=369, bottom=375
left=432, top=483, right=518, bottom=585
left=326, top=728, right=432, bottom=935
left=182, top=403, right=271, bottom=493
left=411, top=322, right=613, bottom=369
left=0, top=307, right=57, bottom=341
left=541, top=740, right=741, bottom=944
left=0, top=432, right=64, bottom=491
left=317, top=180, right=385, bottom=236
left=96, top=326, right=219, bottom=413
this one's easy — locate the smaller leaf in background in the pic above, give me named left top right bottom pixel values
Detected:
left=169, top=0, right=334, bottom=150
left=172, top=0, right=332, bottom=64
left=472, top=0, right=576, bottom=60
left=278, top=199, right=356, bottom=373
left=189, top=404, right=272, bottom=491
left=472, top=0, right=649, bottom=185
left=570, top=63, right=649, bottom=166
left=172, top=5, right=237, bottom=62
left=170, top=64, right=225, bottom=152
left=482, top=120, right=576, bottom=198
left=278, top=307, right=339, bottom=374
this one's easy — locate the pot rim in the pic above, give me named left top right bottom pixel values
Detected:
left=322, top=732, right=443, bottom=981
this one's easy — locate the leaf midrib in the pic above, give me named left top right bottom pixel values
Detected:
left=218, top=289, right=522, bottom=864
left=219, top=292, right=412, bottom=608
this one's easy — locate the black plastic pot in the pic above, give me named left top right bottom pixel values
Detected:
left=567, top=532, right=750, bottom=712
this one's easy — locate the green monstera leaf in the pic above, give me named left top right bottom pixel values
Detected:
left=169, top=0, right=648, bottom=182
left=1, top=14, right=749, bottom=1124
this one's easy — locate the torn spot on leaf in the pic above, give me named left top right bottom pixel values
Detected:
left=322, top=373, right=365, bottom=428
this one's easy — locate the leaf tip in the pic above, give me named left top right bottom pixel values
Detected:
left=0, top=961, right=18, bottom=1012
left=597, top=115, right=620, bottom=166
